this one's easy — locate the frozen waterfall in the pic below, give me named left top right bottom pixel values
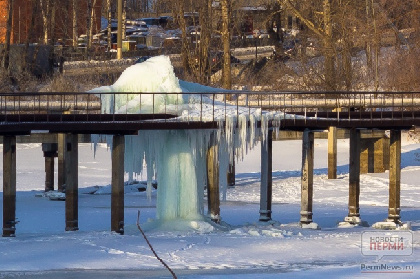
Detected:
left=89, top=55, right=267, bottom=224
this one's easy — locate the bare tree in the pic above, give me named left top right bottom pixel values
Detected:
left=200, top=0, right=214, bottom=84
left=107, top=0, right=112, bottom=50
left=87, top=0, right=94, bottom=49
left=24, top=0, right=38, bottom=72
left=122, top=0, right=127, bottom=40
left=40, top=0, right=52, bottom=44
left=279, top=0, right=338, bottom=90
left=220, top=0, right=232, bottom=89
left=172, top=0, right=190, bottom=73
left=379, top=0, right=420, bottom=91
left=2, top=0, right=13, bottom=70
left=72, top=0, right=78, bottom=47
left=51, top=0, right=56, bottom=45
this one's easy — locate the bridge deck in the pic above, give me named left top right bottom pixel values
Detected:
left=0, top=91, right=419, bottom=135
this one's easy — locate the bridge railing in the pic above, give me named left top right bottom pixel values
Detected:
left=0, top=92, right=101, bottom=114
left=0, top=91, right=419, bottom=123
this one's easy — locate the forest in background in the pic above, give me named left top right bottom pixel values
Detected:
left=0, top=0, right=419, bottom=93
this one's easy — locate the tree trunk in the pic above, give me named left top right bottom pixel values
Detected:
left=282, top=0, right=338, bottom=91
left=198, top=0, right=212, bottom=84
left=87, top=0, right=93, bottom=49
left=371, top=0, right=379, bottom=91
left=50, top=1, right=56, bottom=46
left=72, top=0, right=77, bottom=48
left=40, top=0, right=50, bottom=44
left=323, top=0, right=336, bottom=91
left=343, top=37, right=352, bottom=91
left=122, top=0, right=127, bottom=40
left=221, top=0, right=231, bottom=90
left=173, top=0, right=190, bottom=73
left=365, top=0, right=373, bottom=70
left=3, top=0, right=14, bottom=70
left=24, top=0, right=37, bottom=72
left=107, top=0, right=112, bottom=50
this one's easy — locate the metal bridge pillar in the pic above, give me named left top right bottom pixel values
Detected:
left=387, top=130, right=401, bottom=224
left=383, top=136, right=390, bottom=171
left=360, top=131, right=388, bottom=174
left=2, top=136, right=16, bottom=237
left=300, top=129, right=314, bottom=225
left=57, top=133, right=66, bottom=192
left=347, top=128, right=361, bottom=221
left=42, top=143, right=58, bottom=192
left=328, top=126, right=337, bottom=179
left=227, top=160, right=235, bottom=187
left=65, top=134, right=79, bottom=231
left=207, top=137, right=220, bottom=223
left=373, top=137, right=385, bottom=173
left=260, top=129, right=273, bottom=222
left=360, top=137, right=372, bottom=174
left=360, top=138, right=383, bottom=174
left=111, top=135, right=125, bottom=234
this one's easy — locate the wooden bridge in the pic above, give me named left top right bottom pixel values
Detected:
left=2, top=91, right=420, bottom=236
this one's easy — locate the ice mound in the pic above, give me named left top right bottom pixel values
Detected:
left=89, top=55, right=186, bottom=114
left=90, top=55, right=182, bottom=93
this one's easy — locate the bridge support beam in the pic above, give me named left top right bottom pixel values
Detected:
left=360, top=135, right=386, bottom=174
left=348, top=128, right=361, bottom=219
left=373, top=137, right=385, bottom=173
left=227, top=160, right=235, bottom=186
left=207, top=138, right=220, bottom=223
left=360, top=138, right=373, bottom=174
left=42, top=143, right=58, bottom=192
left=300, top=130, right=314, bottom=226
left=342, top=128, right=367, bottom=226
left=260, top=129, right=273, bottom=222
left=383, top=136, right=390, bottom=171
left=328, top=126, right=337, bottom=179
left=111, top=135, right=125, bottom=234
left=57, top=134, right=66, bottom=192
left=65, top=134, right=79, bottom=231
left=387, top=130, right=401, bottom=224
left=3, top=136, right=16, bottom=237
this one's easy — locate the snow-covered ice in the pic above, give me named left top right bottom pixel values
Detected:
left=0, top=139, right=419, bottom=278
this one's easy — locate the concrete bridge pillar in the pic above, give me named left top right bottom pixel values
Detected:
left=111, top=135, right=125, bottom=234
left=348, top=128, right=361, bottom=219
left=359, top=131, right=389, bottom=174
left=300, top=129, right=314, bottom=225
left=207, top=137, right=220, bottom=223
left=383, top=135, right=390, bottom=171
left=328, top=126, right=337, bottom=179
left=260, top=129, right=273, bottom=222
left=360, top=137, right=374, bottom=174
left=373, top=137, right=385, bottom=173
left=360, top=137, right=385, bottom=174
left=57, top=133, right=66, bottom=192
left=2, top=136, right=16, bottom=237
left=65, top=134, right=79, bottom=231
left=387, top=129, right=401, bottom=224
left=42, top=143, right=58, bottom=192
left=227, top=160, right=235, bottom=186
left=342, top=128, right=370, bottom=226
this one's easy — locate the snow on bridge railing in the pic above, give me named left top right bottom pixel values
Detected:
left=0, top=91, right=419, bottom=124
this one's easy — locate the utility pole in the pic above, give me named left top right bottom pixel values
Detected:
left=117, top=0, right=123, bottom=59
